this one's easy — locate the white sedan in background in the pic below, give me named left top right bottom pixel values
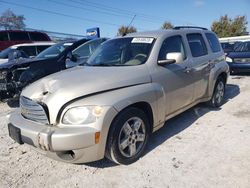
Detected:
left=0, top=42, right=55, bottom=64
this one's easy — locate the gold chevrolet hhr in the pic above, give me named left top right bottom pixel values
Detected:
left=8, top=27, right=229, bottom=165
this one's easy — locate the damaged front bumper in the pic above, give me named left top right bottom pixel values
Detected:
left=8, top=109, right=117, bottom=163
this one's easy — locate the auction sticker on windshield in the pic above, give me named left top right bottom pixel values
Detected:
left=131, top=38, right=154, bottom=43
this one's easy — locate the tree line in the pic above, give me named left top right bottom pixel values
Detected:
left=0, top=9, right=248, bottom=38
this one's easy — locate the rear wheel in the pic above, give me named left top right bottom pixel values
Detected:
left=208, top=77, right=226, bottom=107
left=105, top=107, right=150, bottom=165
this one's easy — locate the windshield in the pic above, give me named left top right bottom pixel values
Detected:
left=87, top=37, right=154, bottom=66
left=0, top=47, right=14, bottom=59
left=36, top=42, right=72, bottom=58
left=234, top=41, right=250, bottom=52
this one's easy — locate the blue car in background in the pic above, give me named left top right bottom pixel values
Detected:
left=226, top=41, right=250, bottom=74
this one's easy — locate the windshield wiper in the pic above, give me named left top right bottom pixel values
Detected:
left=86, top=63, right=113, bottom=66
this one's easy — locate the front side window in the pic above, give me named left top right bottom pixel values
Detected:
left=73, top=38, right=106, bottom=61
left=187, top=33, right=208, bottom=57
left=87, top=37, right=154, bottom=66
left=158, top=35, right=186, bottom=61
left=9, top=32, right=29, bottom=41
left=205, top=33, right=221, bottom=53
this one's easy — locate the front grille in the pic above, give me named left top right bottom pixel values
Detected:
left=234, top=58, right=250, bottom=63
left=20, top=96, right=49, bottom=124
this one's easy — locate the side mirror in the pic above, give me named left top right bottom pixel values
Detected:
left=157, top=52, right=183, bottom=66
left=66, top=51, right=77, bottom=62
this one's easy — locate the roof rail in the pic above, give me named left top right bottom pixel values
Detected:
left=174, top=26, right=208, bottom=30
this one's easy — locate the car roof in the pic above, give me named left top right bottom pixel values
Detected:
left=124, top=28, right=214, bottom=38
left=10, top=42, right=55, bottom=49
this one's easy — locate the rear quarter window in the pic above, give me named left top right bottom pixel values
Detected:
left=205, top=33, right=221, bottom=53
left=29, top=32, right=50, bottom=41
left=187, top=33, right=208, bottom=57
left=9, top=32, right=29, bottom=41
left=0, top=32, right=9, bottom=41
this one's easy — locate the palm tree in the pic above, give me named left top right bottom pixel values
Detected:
left=117, top=26, right=137, bottom=36
left=161, top=21, right=174, bottom=29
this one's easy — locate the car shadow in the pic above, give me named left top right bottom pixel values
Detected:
left=85, top=84, right=240, bottom=168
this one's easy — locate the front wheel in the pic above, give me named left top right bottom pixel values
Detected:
left=208, top=77, right=226, bottom=107
left=105, top=107, right=150, bottom=165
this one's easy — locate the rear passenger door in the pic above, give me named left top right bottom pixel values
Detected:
left=186, top=33, right=210, bottom=100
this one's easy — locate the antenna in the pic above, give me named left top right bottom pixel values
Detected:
left=128, top=14, right=136, bottom=27
left=122, top=14, right=136, bottom=36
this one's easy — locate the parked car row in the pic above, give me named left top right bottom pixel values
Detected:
left=7, top=27, right=229, bottom=165
left=0, top=37, right=107, bottom=100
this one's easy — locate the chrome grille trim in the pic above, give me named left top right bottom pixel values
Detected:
left=20, top=96, right=49, bottom=124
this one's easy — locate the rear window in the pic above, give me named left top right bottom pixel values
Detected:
left=0, top=32, right=9, bottom=41
left=205, top=33, right=221, bottom=53
left=9, top=32, right=29, bottom=41
left=29, top=32, right=49, bottom=41
left=187, top=33, right=208, bottom=57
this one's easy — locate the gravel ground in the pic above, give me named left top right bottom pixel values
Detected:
left=0, top=76, right=250, bottom=188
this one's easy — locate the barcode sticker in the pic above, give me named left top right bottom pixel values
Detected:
left=131, top=38, right=154, bottom=43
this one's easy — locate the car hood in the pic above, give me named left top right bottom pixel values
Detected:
left=22, top=65, right=152, bottom=123
left=227, top=52, right=250, bottom=59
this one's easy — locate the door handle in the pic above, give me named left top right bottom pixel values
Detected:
left=183, top=67, right=192, bottom=73
left=208, top=60, right=215, bottom=69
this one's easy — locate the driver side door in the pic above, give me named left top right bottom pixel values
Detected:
left=153, top=35, right=195, bottom=117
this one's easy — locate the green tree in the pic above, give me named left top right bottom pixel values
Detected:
left=211, top=15, right=248, bottom=37
left=0, top=9, right=26, bottom=30
left=117, top=25, right=137, bottom=36
left=161, top=21, right=174, bottom=29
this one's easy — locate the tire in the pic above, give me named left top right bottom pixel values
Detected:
left=208, top=77, right=226, bottom=107
left=105, top=107, right=150, bottom=165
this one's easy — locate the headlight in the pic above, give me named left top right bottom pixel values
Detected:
left=226, top=57, right=233, bottom=63
left=62, top=106, right=103, bottom=125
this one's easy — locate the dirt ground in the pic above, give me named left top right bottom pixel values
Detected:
left=0, top=76, right=250, bottom=188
